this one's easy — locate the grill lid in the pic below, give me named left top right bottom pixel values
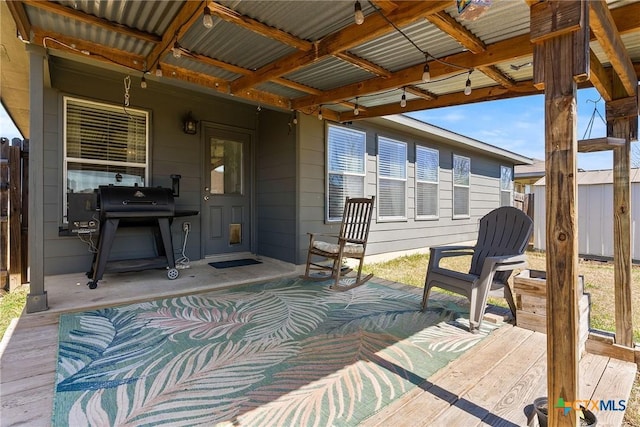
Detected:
left=98, top=185, right=175, bottom=217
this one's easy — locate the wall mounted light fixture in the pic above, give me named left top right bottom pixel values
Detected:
left=183, top=112, right=198, bottom=134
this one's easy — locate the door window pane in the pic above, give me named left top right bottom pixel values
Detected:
left=378, top=137, right=406, bottom=220
left=210, top=138, right=243, bottom=195
left=453, top=155, right=470, bottom=218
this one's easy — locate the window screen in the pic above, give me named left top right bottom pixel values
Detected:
left=64, top=97, right=149, bottom=222
left=416, top=146, right=439, bottom=218
left=378, top=136, right=406, bottom=220
left=500, top=165, right=513, bottom=206
left=327, top=125, right=366, bottom=221
left=453, top=154, right=470, bottom=218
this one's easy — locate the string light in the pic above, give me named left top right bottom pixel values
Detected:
left=203, top=6, right=214, bottom=29
left=155, top=64, right=163, bottom=77
left=140, top=75, right=147, bottom=89
left=464, top=71, right=472, bottom=96
left=354, top=1, right=365, bottom=25
left=422, top=56, right=431, bottom=83
left=318, top=107, right=323, bottom=121
left=353, top=98, right=360, bottom=116
left=400, top=88, right=407, bottom=108
left=172, top=41, right=182, bottom=59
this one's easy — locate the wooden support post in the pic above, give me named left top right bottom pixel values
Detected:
left=607, top=86, right=637, bottom=349
left=531, top=1, right=586, bottom=426
left=0, top=138, right=8, bottom=290
left=20, top=139, right=29, bottom=285
left=8, top=143, right=22, bottom=290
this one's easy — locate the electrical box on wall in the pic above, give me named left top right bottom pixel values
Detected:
left=68, top=192, right=99, bottom=234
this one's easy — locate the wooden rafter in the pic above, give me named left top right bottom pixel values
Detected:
left=426, top=12, right=486, bottom=53
left=292, top=33, right=534, bottom=110
left=5, top=1, right=30, bottom=41
left=24, top=0, right=161, bottom=43
left=230, top=0, right=451, bottom=94
left=404, top=86, right=437, bottom=101
left=206, top=1, right=313, bottom=51
left=32, top=30, right=145, bottom=72
left=588, top=50, right=613, bottom=101
left=588, top=0, right=637, bottom=97
left=146, top=1, right=203, bottom=72
left=339, top=80, right=541, bottom=121
left=334, top=52, right=391, bottom=78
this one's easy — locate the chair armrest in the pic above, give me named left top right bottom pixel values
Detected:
left=482, top=253, right=528, bottom=272
left=429, top=245, right=475, bottom=268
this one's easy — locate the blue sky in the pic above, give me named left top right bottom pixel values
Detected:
left=2, top=87, right=636, bottom=170
left=407, top=86, right=638, bottom=171
left=0, top=104, right=22, bottom=141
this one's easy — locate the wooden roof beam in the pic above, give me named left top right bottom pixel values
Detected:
left=426, top=12, right=486, bottom=53
left=292, top=33, right=534, bottom=110
left=23, top=0, right=160, bottom=43
left=33, top=30, right=145, bottom=72
left=589, top=49, right=613, bottom=101
left=206, top=2, right=312, bottom=51
left=404, top=86, right=437, bottom=101
left=230, top=1, right=450, bottom=94
left=5, top=1, right=30, bottom=41
left=146, top=1, right=203, bottom=72
left=339, top=80, right=541, bottom=121
left=577, top=137, right=625, bottom=153
left=589, top=0, right=637, bottom=97
left=334, top=52, right=391, bottom=78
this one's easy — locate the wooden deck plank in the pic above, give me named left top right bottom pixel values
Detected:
left=0, top=387, right=53, bottom=427
left=479, top=348, right=547, bottom=426
left=588, top=358, right=637, bottom=427
left=361, top=326, right=535, bottom=426
left=435, top=331, right=547, bottom=425
left=578, top=352, right=610, bottom=398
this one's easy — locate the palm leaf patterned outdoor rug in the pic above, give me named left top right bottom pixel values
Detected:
left=53, top=277, right=501, bottom=426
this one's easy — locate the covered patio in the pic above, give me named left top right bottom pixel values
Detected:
left=1, top=1, right=639, bottom=426
left=1, top=263, right=636, bottom=426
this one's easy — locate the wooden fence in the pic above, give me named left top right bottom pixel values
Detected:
left=1, top=137, right=29, bottom=291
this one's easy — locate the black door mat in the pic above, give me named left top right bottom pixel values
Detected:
left=208, top=259, right=262, bottom=269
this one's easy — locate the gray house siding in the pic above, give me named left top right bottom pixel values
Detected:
left=296, top=116, right=516, bottom=264
left=41, top=58, right=292, bottom=275
left=256, top=109, right=297, bottom=263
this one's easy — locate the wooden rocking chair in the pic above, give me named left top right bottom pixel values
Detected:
left=301, top=196, right=375, bottom=291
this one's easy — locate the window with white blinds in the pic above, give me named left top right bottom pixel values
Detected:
left=453, top=154, right=470, bottom=218
left=63, top=97, right=149, bottom=221
left=416, top=146, right=439, bottom=219
left=500, top=165, right=513, bottom=206
left=377, top=136, right=406, bottom=220
left=327, top=124, right=366, bottom=221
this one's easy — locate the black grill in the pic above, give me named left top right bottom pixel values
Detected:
left=86, top=185, right=180, bottom=289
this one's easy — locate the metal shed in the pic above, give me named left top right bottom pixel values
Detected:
left=533, top=168, right=640, bottom=262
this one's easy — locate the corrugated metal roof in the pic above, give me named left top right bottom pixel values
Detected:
left=163, top=56, right=242, bottom=82
left=352, top=20, right=463, bottom=73
left=180, top=17, right=296, bottom=71
left=284, top=56, right=375, bottom=92
left=455, top=0, right=530, bottom=45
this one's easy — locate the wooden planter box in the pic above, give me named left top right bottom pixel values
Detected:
left=513, top=270, right=591, bottom=356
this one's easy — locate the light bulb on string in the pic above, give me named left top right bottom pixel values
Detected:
left=203, top=6, right=214, bottom=29
left=422, top=55, right=431, bottom=83
left=400, top=89, right=407, bottom=108
left=354, top=1, right=365, bottom=25
left=318, top=107, right=323, bottom=121
left=464, top=72, right=472, bottom=96
left=172, top=42, right=182, bottom=59
left=140, top=75, right=147, bottom=89
left=353, top=98, right=360, bottom=116
left=155, top=64, right=162, bottom=77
